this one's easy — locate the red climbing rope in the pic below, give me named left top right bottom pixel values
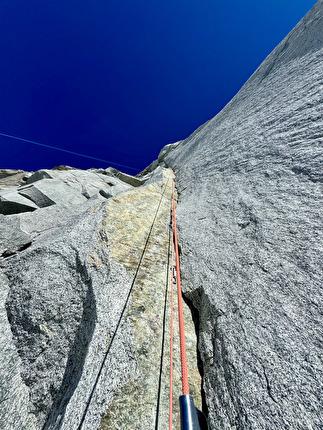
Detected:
left=171, top=172, right=190, bottom=396
left=169, top=221, right=174, bottom=430
left=170, top=171, right=205, bottom=429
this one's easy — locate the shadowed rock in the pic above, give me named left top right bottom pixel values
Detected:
left=18, top=185, right=56, bottom=208
left=0, top=189, right=38, bottom=214
left=0, top=215, right=32, bottom=257
left=104, top=167, right=145, bottom=187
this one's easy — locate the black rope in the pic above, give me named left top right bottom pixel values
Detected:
left=77, top=178, right=170, bottom=429
left=154, top=207, right=172, bottom=430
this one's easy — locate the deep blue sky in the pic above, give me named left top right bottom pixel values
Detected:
left=0, top=0, right=317, bottom=174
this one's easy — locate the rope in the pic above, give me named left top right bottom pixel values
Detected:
left=169, top=211, right=175, bottom=430
left=0, top=131, right=140, bottom=171
left=171, top=171, right=190, bottom=396
left=76, top=178, right=169, bottom=430
left=154, top=218, right=172, bottom=430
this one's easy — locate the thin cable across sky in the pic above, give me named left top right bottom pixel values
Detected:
left=0, top=132, right=140, bottom=172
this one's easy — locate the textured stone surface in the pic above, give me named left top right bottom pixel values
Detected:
left=0, top=169, right=30, bottom=187
left=0, top=270, right=38, bottom=430
left=0, top=189, right=39, bottom=214
left=162, top=2, right=323, bottom=429
left=104, top=167, right=145, bottom=187
left=0, top=166, right=200, bottom=429
left=18, top=184, right=56, bottom=208
left=3, top=208, right=104, bottom=428
left=0, top=166, right=137, bottom=429
left=0, top=2, right=322, bottom=429
left=99, top=171, right=201, bottom=430
left=0, top=167, right=134, bottom=217
left=0, top=169, right=24, bottom=179
left=0, top=215, right=31, bottom=257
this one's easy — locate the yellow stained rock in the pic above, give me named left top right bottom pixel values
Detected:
left=100, top=169, right=201, bottom=430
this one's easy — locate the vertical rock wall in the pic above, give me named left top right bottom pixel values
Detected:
left=162, top=1, right=323, bottom=428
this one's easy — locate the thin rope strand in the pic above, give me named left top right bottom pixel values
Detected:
left=76, top=178, right=170, bottom=430
left=0, top=131, right=140, bottom=171
left=169, top=216, right=174, bottom=430
left=171, top=171, right=190, bottom=395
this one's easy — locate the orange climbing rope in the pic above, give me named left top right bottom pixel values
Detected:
left=169, top=220, right=174, bottom=430
left=171, top=172, right=190, bottom=396
left=169, top=171, right=205, bottom=430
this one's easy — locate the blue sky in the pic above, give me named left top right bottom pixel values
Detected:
left=0, top=0, right=317, bottom=174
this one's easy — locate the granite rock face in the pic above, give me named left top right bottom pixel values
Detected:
left=0, top=166, right=200, bottom=429
left=161, top=2, right=323, bottom=429
left=0, top=167, right=135, bottom=429
left=1, top=2, right=322, bottom=429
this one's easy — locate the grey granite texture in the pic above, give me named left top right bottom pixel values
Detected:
left=0, top=166, right=200, bottom=429
left=0, top=166, right=137, bottom=429
left=162, top=1, right=323, bottom=428
left=0, top=188, right=39, bottom=214
left=0, top=215, right=31, bottom=257
left=0, top=167, right=132, bottom=217
left=0, top=169, right=31, bottom=187
left=0, top=2, right=322, bottom=429
left=103, top=167, right=145, bottom=187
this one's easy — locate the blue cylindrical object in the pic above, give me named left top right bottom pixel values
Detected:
left=179, top=394, right=201, bottom=430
